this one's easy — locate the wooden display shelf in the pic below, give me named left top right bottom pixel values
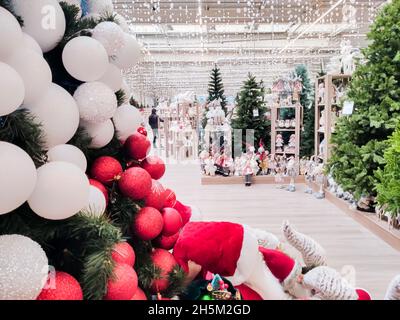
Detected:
left=201, top=175, right=305, bottom=185
left=310, top=183, right=400, bottom=251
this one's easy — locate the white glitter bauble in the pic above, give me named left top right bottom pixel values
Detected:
left=98, top=63, right=123, bottom=92
left=0, top=234, right=48, bottom=300
left=114, top=13, right=130, bottom=33
left=112, top=104, right=142, bottom=142
left=74, top=82, right=117, bottom=124
left=81, top=119, right=115, bottom=149
left=87, top=0, right=113, bottom=15
left=92, top=21, right=125, bottom=57
left=112, top=34, right=142, bottom=69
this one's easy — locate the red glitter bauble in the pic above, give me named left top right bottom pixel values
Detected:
left=131, top=287, right=147, bottom=300
left=111, top=242, right=135, bottom=267
left=124, top=132, right=151, bottom=160
left=152, top=232, right=180, bottom=250
left=150, top=249, right=178, bottom=293
left=89, top=178, right=109, bottom=205
left=163, top=189, right=177, bottom=208
left=141, top=156, right=166, bottom=180
left=161, top=207, right=183, bottom=236
left=144, top=180, right=167, bottom=210
left=132, top=207, right=163, bottom=241
left=118, top=167, right=152, bottom=200
left=137, top=126, right=148, bottom=137
left=104, top=264, right=138, bottom=300
left=37, top=271, right=83, bottom=300
left=90, top=156, right=122, bottom=186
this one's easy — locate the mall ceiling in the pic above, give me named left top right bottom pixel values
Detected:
left=113, top=0, right=387, bottom=100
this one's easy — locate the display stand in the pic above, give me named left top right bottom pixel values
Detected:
left=314, top=74, right=351, bottom=162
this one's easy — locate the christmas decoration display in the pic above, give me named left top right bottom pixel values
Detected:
left=133, top=207, right=164, bottom=241
left=37, top=271, right=83, bottom=300
left=232, top=74, right=270, bottom=151
left=328, top=0, right=400, bottom=204
left=118, top=167, right=152, bottom=200
left=47, top=144, right=87, bottom=172
left=92, top=21, right=125, bottom=57
left=0, top=6, right=22, bottom=60
left=141, top=156, right=166, bottom=180
left=150, top=249, right=178, bottom=293
left=81, top=119, right=115, bottom=149
left=90, top=156, right=122, bottom=186
left=0, top=234, right=48, bottom=300
left=161, top=207, right=183, bottom=236
left=113, top=33, right=142, bottom=69
left=125, top=132, right=151, bottom=160
left=111, top=242, right=135, bottom=267
left=0, top=142, right=37, bottom=215
left=112, top=104, right=142, bottom=142
left=28, top=161, right=90, bottom=220
left=104, top=263, right=138, bottom=300
left=0, top=61, right=24, bottom=116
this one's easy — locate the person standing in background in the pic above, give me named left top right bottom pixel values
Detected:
left=149, top=108, right=163, bottom=148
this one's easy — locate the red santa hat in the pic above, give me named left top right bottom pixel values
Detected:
left=259, top=247, right=302, bottom=292
left=172, top=200, right=192, bottom=226
left=356, top=288, right=371, bottom=300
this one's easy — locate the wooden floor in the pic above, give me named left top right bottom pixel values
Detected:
left=160, top=163, right=400, bottom=299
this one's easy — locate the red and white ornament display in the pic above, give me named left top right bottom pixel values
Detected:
left=132, top=207, right=163, bottom=241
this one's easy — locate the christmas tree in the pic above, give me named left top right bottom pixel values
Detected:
left=232, top=74, right=270, bottom=150
left=201, top=65, right=227, bottom=128
left=0, top=1, right=184, bottom=300
left=327, top=0, right=400, bottom=201
left=296, top=65, right=315, bottom=157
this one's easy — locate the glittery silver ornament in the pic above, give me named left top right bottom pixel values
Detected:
left=0, top=234, right=48, bottom=300
left=92, top=21, right=125, bottom=57
left=73, top=81, right=117, bottom=124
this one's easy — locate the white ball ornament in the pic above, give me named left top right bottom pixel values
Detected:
left=22, top=32, right=43, bottom=55
left=0, top=62, right=25, bottom=116
left=27, top=83, right=79, bottom=149
left=92, top=21, right=125, bottom=57
left=81, top=119, right=114, bottom=149
left=0, top=234, right=48, bottom=300
left=62, top=36, right=108, bottom=82
left=0, top=7, right=23, bottom=60
left=87, top=0, right=114, bottom=15
left=6, top=48, right=52, bottom=105
left=98, top=64, right=123, bottom=92
left=74, top=82, right=118, bottom=124
left=47, top=144, right=87, bottom=172
left=82, top=186, right=106, bottom=217
left=11, top=0, right=66, bottom=53
left=114, top=13, right=130, bottom=32
left=0, top=142, right=37, bottom=215
left=59, top=0, right=82, bottom=17
left=112, top=104, right=142, bottom=142
left=28, top=161, right=90, bottom=220
left=113, top=34, right=142, bottom=69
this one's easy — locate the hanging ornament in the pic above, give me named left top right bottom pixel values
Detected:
left=81, top=185, right=106, bottom=217
left=137, top=126, right=148, bottom=136
left=0, top=62, right=25, bottom=116
left=161, top=208, right=183, bottom=236
left=141, top=156, right=166, bottom=180
left=112, top=104, right=142, bottom=143
left=98, top=63, right=123, bottom=92
left=47, top=144, right=87, bottom=172
left=104, top=263, right=138, bottom=300
left=150, top=249, right=178, bottom=293
left=124, top=132, right=151, bottom=161
left=112, top=34, right=142, bottom=69
left=163, top=189, right=177, bottom=208
left=132, top=207, right=164, bottom=241
left=22, top=32, right=42, bottom=55
left=130, top=287, right=147, bottom=300
left=152, top=232, right=180, bottom=250
left=0, top=234, right=48, bottom=300
left=144, top=180, right=167, bottom=210
left=0, top=7, right=23, bottom=60
left=74, top=82, right=117, bottom=124
left=90, top=156, right=122, bottom=186
left=118, top=167, right=152, bottom=200
left=92, top=21, right=125, bottom=57
left=81, top=119, right=115, bottom=149
left=111, top=242, right=136, bottom=267
left=37, top=271, right=83, bottom=300
left=89, top=178, right=109, bottom=205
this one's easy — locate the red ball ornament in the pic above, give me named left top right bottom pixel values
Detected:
left=131, top=287, right=147, bottom=300
left=150, top=249, right=178, bottom=293
left=104, top=263, right=138, bottom=300
left=137, top=126, right=147, bottom=137
left=111, top=242, right=135, bottom=267
left=161, top=207, right=183, bottom=236
left=37, top=271, right=83, bottom=300
left=125, top=132, right=151, bottom=160
left=152, top=232, right=180, bottom=250
left=163, top=189, right=177, bottom=208
left=145, top=180, right=167, bottom=210
left=133, top=207, right=164, bottom=241
left=141, top=156, right=166, bottom=180
left=89, top=178, right=109, bottom=205
left=90, top=156, right=123, bottom=186
left=118, top=167, right=152, bottom=200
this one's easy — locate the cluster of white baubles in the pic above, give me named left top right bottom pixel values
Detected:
left=0, top=1, right=143, bottom=221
